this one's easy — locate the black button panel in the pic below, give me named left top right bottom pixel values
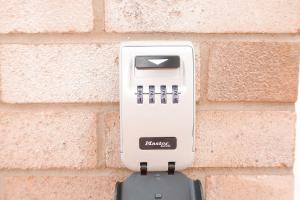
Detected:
left=135, top=56, right=180, bottom=69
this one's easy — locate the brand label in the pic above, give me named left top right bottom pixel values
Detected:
left=139, top=137, right=177, bottom=150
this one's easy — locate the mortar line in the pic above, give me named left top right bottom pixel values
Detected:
left=0, top=103, right=118, bottom=112
left=0, top=102, right=295, bottom=112
left=0, top=33, right=299, bottom=44
left=0, top=167, right=293, bottom=177
left=96, top=113, right=106, bottom=168
left=0, top=176, right=4, bottom=200
left=198, top=102, right=295, bottom=111
left=92, top=0, right=105, bottom=32
left=197, top=41, right=210, bottom=105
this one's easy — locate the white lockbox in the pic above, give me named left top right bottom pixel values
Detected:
left=120, top=41, right=195, bottom=171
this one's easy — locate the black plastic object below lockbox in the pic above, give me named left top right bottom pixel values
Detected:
left=115, top=172, right=203, bottom=200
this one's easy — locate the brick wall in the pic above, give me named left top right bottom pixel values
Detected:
left=0, top=0, right=299, bottom=199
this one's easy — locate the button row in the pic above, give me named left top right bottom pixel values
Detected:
left=136, top=85, right=179, bottom=104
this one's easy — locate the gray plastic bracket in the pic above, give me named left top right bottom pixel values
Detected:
left=115, top=172, right=203, bottom=200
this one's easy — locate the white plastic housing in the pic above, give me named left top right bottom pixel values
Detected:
left=120, top=41, right=195, bottom=171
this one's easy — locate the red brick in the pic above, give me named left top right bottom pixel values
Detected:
left=4, top=176, right=123, bottom=200
left=0, top=44, right=119, bottom=103
left=0, top=0, right=93, bottom=33
left=207, top=42, right=300, bottom=102
left=0, top=112, right=98, bottom=169
left=206, top=175, right=293, bottom=200
left=105, top=0, right=300, bottom=33
left=194, top=111, right=295, bottom=167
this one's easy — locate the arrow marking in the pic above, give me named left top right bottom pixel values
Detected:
left=148, top=59, right=168, bottom=65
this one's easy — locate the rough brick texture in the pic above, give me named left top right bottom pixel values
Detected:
left=103, top=112, right=124, bottom=168
left=195, top=111, right=295, bottom=167
left=105, top=0, right=300, bottom=33
left=4, top=176, right=123, bottom=200
left=0, top=112, right=97, bottom=169
left=103, top=110, right=295, bottom=168
left=0, top=0, right=298, bottom=198
left=1, top=42, right=297, bottom=103
left=207, top=42, right=300, bottom=102
left=206, top=175, right=293, bottom=200
left=0, top=44, right=119, bottom=103
left=0, top=0, right=93, bottom=33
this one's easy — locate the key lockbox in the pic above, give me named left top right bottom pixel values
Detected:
left=120, top=41, right=195, bottom=171
left=117, top=41, right=202, bottom=200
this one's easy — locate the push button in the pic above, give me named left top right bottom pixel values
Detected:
left=172, top=85, right=179, bottom=104
left=154, top=193, right=162, bottom=199
left=137, top=86, right=143, bottom=104
left=160, top=85, right=167, bottom=104
left=149, top=85, right=155, bottom=104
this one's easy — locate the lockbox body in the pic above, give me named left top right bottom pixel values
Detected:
left=120, top=41, right=195, bottom=171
